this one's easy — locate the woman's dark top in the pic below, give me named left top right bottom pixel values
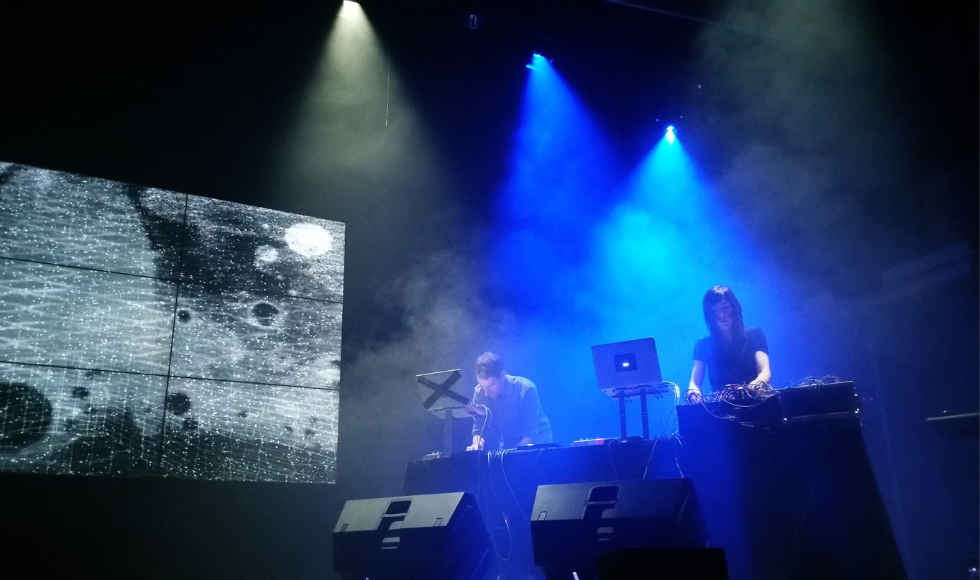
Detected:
left=693, top=326, right=768, bottom=391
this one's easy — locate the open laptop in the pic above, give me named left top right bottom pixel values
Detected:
left=591, top=337, right=674, bottom=398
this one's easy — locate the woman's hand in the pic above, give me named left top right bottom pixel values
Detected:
left=685, top=387, right=702, bottom=405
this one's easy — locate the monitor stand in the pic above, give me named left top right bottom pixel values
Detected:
left=612, top=383, right=676, bottom=440
left=417, top=369, right=485, bottom=456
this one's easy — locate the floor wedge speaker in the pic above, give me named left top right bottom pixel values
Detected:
left=333, top=491, right=490, bottom=580
left=531, top=478, right=707, bottom=580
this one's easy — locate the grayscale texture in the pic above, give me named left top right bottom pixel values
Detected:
left=160, top=377, right=338, bottom=483
left=0, top=362, right=166, bottom=476
left=0, top=164, right=185, bottom=279
left=182, top=195, right=345, bottom=302
left=0, top=162, right=344, bottom=482
left=0, top=258, right=177, bottom=375
left=171, top=284, right=342, bottom=388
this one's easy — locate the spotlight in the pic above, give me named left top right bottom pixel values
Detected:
left=526, top=52, right=552, bottom=69
left=339, top=0, right=363, bottom=19
left=665, top=125, right=676, bottom=145
left=464, top=13, right=484, bottom=29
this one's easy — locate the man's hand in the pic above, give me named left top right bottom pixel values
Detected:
left=466, top=436, right=485, bottom=452
left=685, top=387, right=702, bottom=405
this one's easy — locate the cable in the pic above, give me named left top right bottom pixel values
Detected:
left=784, top=375, right=841, bottom=388
left=658, top=381, right=681, bottom=438
left=474, top=405, right=491, bottom=555
left=642, top=382, right=681, bottom=480
left=476, top=404, right=491, bottom=449
left=485, top=449, right=512, bottom=562
left=475, top=406, right=513, bottom=561
left=499, top=448, right=531, bottom=523
left=641, top=435, right=660, bottom=480
left=718, top=381, right=774, bottom=404
left=606, top=438, right=622, bottom=481
left=473, top=406, right=511, bottom=563
left=672, top=434, right=686, bottom=478
left=696, top=391, right=775, bottom=432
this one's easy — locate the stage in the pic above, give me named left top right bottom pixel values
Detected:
left=336, top=385, right=907, bottom=579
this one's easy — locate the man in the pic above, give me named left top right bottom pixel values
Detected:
left=466, top=351, right=553, bottom=451
left=686, top=285, right=771, bottom=404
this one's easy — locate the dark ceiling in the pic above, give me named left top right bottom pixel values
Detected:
left=3, top=0, right=974, bottom=182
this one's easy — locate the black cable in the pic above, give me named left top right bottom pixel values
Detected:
left=641, top=383, right=681, bottom=480
left=474, top=406, right=491, bottom=540
left=641, top=435, right=660, bottom=480
left=658, top=381, right=681, bottom=438
left=476, top=404, right=491, bottom=449
left=485, top=449, right=512, bottom=561
left=499, top=448, right=531, bottom=523
left=697, top=394, right=774, bottom=432
left=672, top=434, right=686, bottom=478
left=785, top=375, right=841, bottom=388
left=474, top=407, right=512, bottom=562
left=606, top=438, right=621, bottom=481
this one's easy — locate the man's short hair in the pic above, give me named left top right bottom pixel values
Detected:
left=475, top=351, right=504, bottom=379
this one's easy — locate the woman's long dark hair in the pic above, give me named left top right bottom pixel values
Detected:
left=702, top=285, right=745, bottom=342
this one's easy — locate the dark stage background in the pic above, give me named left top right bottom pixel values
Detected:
left=1, top=1, right=976, bottom=578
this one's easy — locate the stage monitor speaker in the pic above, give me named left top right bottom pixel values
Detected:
left=531, top=478, right=707, bottom=580
left=332, top=491, right=490, bottom=580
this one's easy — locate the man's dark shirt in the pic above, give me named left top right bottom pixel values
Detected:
left=470, top=375, right=553, bottom=450
left=693, top=326, right=768, bottom=392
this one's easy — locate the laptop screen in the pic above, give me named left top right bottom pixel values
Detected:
left=591, top=337, right=671, bottom=398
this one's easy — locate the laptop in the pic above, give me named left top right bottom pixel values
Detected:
left=591, top=337, right=673, bottom=398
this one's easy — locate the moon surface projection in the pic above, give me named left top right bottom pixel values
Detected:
left=0, top=362, right=167, bottom=476
left=170, top=284, right=342, bottom=389
left=181, top=195, right=345, bottom=303
left=0, top=165, right=185, bottom=279
left=160, top=378, right=338, bottom=482
left=0, top=163, right=344, bottom=483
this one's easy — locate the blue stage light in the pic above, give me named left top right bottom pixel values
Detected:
left=495, top=44, right=613, bottom=311
left=665, top=125, right=676, bottom=144
left=526, top=52, right=550, bottom=69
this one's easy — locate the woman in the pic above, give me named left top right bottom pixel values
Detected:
left=686, top=286, right=771, bottom=404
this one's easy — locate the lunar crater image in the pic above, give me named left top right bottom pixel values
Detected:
left=0, top=381, right=53, bottom=451
left=0, top=163, right=344, bottom=483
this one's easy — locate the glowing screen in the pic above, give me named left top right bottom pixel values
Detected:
left=0, top=162, right=343, bottom=482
